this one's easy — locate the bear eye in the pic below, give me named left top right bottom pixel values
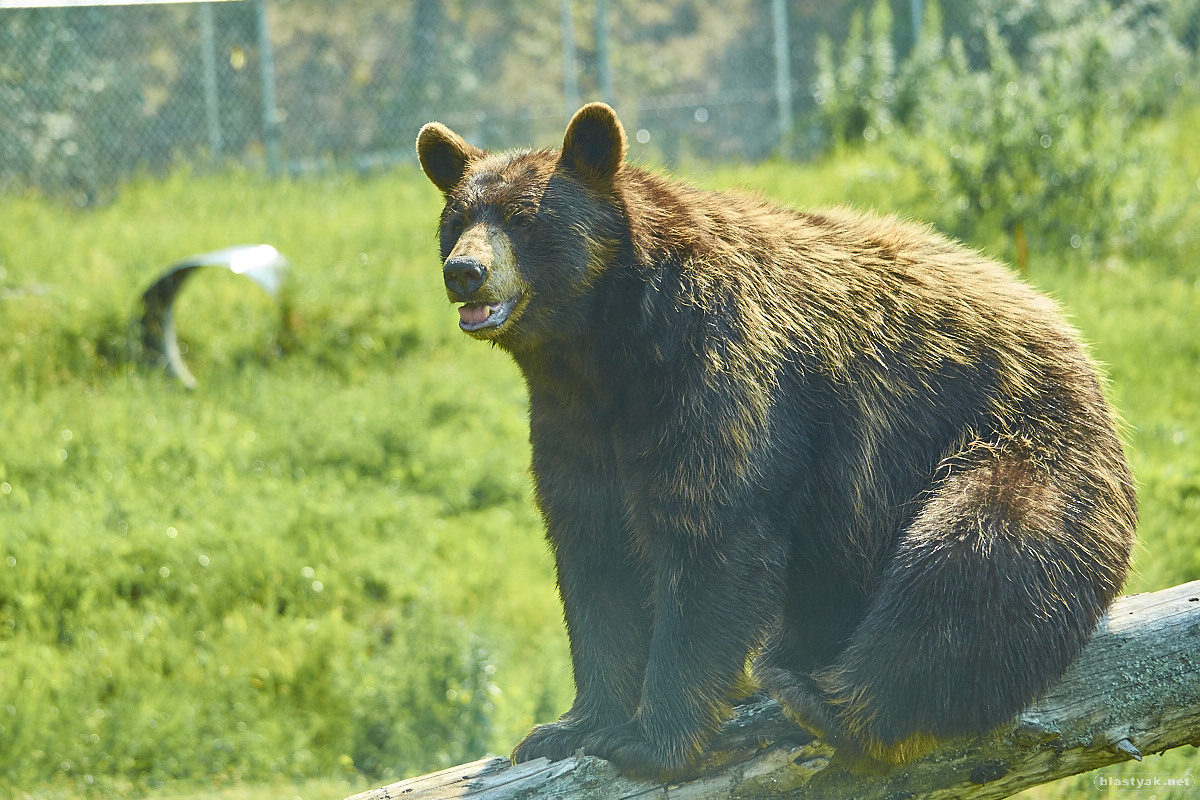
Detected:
left=443, top=211, right=466, bottom=238
left=506, top=205, right=536, bottom=228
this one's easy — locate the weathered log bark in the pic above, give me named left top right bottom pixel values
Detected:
left=346, top=580, right=1200, bottom=800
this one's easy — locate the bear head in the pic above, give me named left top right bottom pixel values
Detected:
left=416, top=103, right=629, bottom=351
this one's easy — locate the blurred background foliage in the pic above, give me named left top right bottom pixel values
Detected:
left=1, top=1, right=1199, bottom=799
left=815, top=0, right=1194, bottom=258
left=3, top=0, right=1196, bottom=197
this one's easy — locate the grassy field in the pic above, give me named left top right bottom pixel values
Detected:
left=2, top=126, right=1198, bottom=799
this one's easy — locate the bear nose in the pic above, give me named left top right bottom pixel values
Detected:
left=443, top=257, right=488, bottom=299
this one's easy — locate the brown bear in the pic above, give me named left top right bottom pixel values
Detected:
left=415, top=102, right=1137, bottom=780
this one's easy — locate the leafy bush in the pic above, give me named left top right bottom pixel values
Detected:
left=814, top=0, right=1194, bottom=260
left=812, top=0, right=896, bottom=147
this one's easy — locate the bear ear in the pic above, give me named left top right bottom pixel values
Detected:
left=416, top=122, right=484, bottom=195
left=561, top=102, right=627, bottom=183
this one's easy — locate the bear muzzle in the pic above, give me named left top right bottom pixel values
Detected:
left=458, top=294, right=522, bottom=332
left=443, top=256, right=522, bottom=332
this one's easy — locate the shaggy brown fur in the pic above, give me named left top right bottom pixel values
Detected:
left=416, top=103, right=1137, bottom=780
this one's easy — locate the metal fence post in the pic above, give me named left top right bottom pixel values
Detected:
left=595, top=0, right=613, bottom=106
left=772, top=0, right=793, bottom=156
left=256, top=0, right=280, bottom=176
left=200, top=2, right=222, bottom=159
left=560, top=0, right=580, bottom=116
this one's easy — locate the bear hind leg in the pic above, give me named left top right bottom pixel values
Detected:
left=780, top=449, right=1132, bottom=764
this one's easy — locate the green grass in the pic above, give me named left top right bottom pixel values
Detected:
left=2, top=124, right=1199, bottom=799
left=1, top=168, right=571, bottom=798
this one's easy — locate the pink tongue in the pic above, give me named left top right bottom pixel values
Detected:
left=459, top=304, right=490, bottom=325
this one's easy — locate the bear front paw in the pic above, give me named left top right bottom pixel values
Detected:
left=512, top=717, right=597, bottom=764
left=581, top=720, right=696, bottom=782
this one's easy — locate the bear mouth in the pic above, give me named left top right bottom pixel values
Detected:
left=457, top=293, right=522, bottom=332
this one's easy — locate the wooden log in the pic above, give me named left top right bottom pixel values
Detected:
left=345, top=580, right=1200, bottom=800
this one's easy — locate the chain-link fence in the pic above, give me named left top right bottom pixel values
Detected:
left=1, top=0, right=1197, bottom=202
